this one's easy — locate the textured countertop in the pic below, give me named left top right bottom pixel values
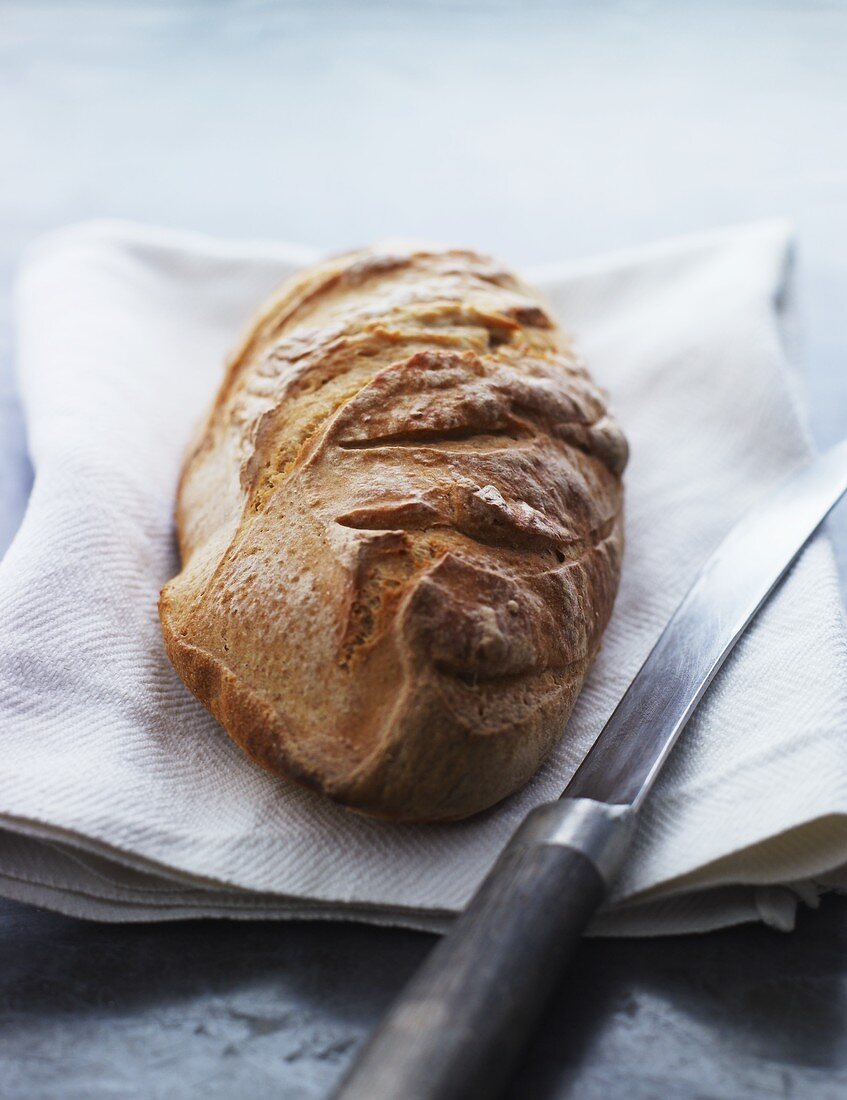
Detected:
left=2, top=2, right=846, bottom=1097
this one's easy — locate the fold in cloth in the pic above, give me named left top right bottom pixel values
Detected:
left=1, top=219, right=845, bottom=935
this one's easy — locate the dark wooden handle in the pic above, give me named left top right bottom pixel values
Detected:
left=333, top=800, right=631, bottom=1100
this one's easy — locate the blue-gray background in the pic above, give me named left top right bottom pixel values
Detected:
left=2, top=3, right=847, bottom=1098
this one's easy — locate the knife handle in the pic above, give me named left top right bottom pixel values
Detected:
left=332, top=798, right=633, bottom=1100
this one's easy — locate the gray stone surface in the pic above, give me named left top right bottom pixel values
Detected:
left=1, top=897, right=847, bottom=1099
left=1, top=1, right=847, bottom=1097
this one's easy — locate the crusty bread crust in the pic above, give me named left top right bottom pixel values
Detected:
left=159, top=246, right=627, bottom=822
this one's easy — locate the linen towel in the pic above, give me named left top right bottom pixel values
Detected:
left=1, top=219, right=846, bottom=936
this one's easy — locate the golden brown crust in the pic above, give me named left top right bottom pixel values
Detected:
left=159, top=246, right=627, bottom=822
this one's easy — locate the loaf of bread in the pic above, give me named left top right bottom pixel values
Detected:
left=159, top=246, right=627, bottom=822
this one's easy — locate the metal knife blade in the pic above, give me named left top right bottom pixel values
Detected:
left=565, top=438, right=847, bottom=810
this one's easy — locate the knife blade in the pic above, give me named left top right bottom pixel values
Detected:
left=334, top=439, right=847, bottom=1100
left=566, top=436, right=847, bottom=809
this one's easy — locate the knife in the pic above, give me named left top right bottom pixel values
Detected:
left=333, top=439, right=847, bottom=1100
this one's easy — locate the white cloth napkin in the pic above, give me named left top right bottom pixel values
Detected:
left=2, top=219, right=846, bottom=937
